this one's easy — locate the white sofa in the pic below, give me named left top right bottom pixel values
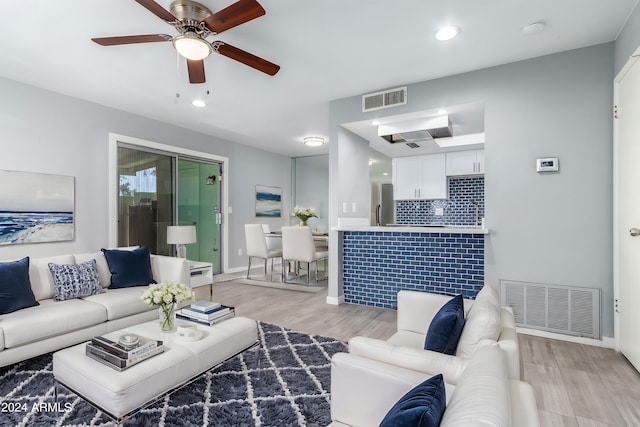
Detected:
left=330, top=344, right=539, bottom=427
left=0, top=250, right=190, bottom=367
left=349, top=286, right=520, bottom=383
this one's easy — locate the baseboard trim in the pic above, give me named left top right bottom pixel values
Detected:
left=217, top=263, right=286, bottom=284
left=326, top=295, right=345, bottom=306
left=516, top=327, right=614, bottom=349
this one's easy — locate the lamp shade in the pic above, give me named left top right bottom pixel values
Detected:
left=167, top=225, right=197, bottom=245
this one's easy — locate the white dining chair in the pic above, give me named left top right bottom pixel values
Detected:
left=261, top=224, right=281, bottom=251
left=281, top=226, right=328, bottom=285
left=244, top=224, right=282, bottom=280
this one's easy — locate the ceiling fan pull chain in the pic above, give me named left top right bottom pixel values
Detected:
left=175, top=51, right=181, bottom=101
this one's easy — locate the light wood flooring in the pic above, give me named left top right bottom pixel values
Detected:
left=213, top=280, right=640, bottom=427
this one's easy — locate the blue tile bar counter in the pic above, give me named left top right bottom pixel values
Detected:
left=340, top=226, right=488, bottom=309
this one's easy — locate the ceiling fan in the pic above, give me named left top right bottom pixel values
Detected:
left=92, top=0, right=280, bottom=84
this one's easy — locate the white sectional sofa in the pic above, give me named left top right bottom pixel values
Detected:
left=0, top=250, right=189, bottom=367
left=330, top=344, right=539, bottom=426
left=349, top=286, right=520, bottom=383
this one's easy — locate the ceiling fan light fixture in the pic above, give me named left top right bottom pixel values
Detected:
left=173, top=32, right=212, bottom=60
left=303, top=136, right=324, bottom=147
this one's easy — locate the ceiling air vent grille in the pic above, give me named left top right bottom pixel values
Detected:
left=405, top=142, right=420, bottom=148
left=362, top=86, right=407, bottom=112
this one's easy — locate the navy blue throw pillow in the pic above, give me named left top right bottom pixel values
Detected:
left=379, top=374, right=446, bottom=427
left=102, top=247, right=156, bottom=289
left=424, top=294, right=465, bottom=355
left=0, top=257, right=39, bottom=315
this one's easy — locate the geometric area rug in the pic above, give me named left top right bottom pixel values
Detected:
left=0, top=322, right=348, bottom=426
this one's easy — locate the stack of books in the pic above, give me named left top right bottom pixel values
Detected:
left=85, top=334, right=164, bottom=371
left=176, top=301, right=235, bottom=326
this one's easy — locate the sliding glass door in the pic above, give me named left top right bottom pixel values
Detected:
left=117, top=146, right=174, bottom=255
left=116, top=145, right=222, bottom=272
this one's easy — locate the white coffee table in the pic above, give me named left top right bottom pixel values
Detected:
left=52, top=316, right=258, bottom=422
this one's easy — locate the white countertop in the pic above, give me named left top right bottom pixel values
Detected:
left=332, top=225, right=489, bottom=234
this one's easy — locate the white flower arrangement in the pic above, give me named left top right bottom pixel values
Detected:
left=292, top=206, right=318, bottom=224
left=141, top=282, right=194, bottom=308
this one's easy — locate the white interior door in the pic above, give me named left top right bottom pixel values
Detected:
left=615, top=52, right=640, bottom=370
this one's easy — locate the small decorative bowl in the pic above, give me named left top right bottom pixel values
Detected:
left=118, top=333, right=139, bottom=349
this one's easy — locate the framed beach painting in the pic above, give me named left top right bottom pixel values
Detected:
left=0, top=170, right=75, bottom=245
left=255, top=185, right=281, bottom=217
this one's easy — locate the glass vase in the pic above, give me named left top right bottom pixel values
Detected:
left=159, top=303, right=177, bottom=332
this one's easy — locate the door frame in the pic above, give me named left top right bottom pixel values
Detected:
left=613, top=46, right=640, bottom=352
left=108, top=133, right=230, bottom=273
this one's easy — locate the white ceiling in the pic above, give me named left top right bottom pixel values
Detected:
left=0, top=0, right=635, bottom=158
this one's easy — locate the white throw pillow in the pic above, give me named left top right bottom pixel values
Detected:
left=474, top=284, right=500, bottom=308
left=455, top=286, right=502, bottom=359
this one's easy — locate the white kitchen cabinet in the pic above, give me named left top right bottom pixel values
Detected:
left=420, top=154, right=447, bottom=199
left=392, top=157, right=420, bottom=200
left=392, top=154, right=447, bottom=200
left=446, top=150, right=484, bottom=176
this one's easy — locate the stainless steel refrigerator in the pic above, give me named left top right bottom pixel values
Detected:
left=373, top=183, right=394, bottom=226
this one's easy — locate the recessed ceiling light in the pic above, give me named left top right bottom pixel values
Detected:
left=435, top=26, right=460, bottom=41
left=303, top=136, right=324, bottom=147
left=522, top=21, right=545, bottom=35
left=192, top=99, right=206, bottom=107
left=382, top=172, right=389, bottom=176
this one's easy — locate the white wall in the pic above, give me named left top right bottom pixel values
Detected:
left=336, top=128, right=371, bottom=218
left=0, top=77, right=291, bottom=271
left=294, top=155, right=329, bottom=232
left=329, top=43, right=616, bottom=337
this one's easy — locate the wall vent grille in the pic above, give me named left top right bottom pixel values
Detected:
left=362, top=86, right=407, bottom=112
left=500, top=280, right=600, bottom=339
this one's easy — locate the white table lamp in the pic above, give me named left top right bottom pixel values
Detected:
left=167, top=225, right=197, bottom=258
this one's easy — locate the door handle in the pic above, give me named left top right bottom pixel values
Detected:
left=630, top=228, right=640, bottom=237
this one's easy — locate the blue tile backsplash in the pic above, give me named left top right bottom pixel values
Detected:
left=342, top=231, right=485, bottom=309
left=396, top=176, right=484, bottom=225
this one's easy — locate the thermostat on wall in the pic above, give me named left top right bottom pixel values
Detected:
left=536, top=157, right=559, bottom=172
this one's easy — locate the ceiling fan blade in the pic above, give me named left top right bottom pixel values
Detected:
left=92, top=34, right=173, bottom=46
left=204, top=0, right=265, bottom=34
left=187, top=59, right=206, bottom=84
left=134, top=0, right=177, bottom=22
left=214, top=42, right=280, bottom=76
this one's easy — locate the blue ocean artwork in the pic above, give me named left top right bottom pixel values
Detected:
left=0, top=211, right=74, bottom=245
left=256, top=186, right=281, bottom=217
left=0, top=169, right=75, bottom=245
